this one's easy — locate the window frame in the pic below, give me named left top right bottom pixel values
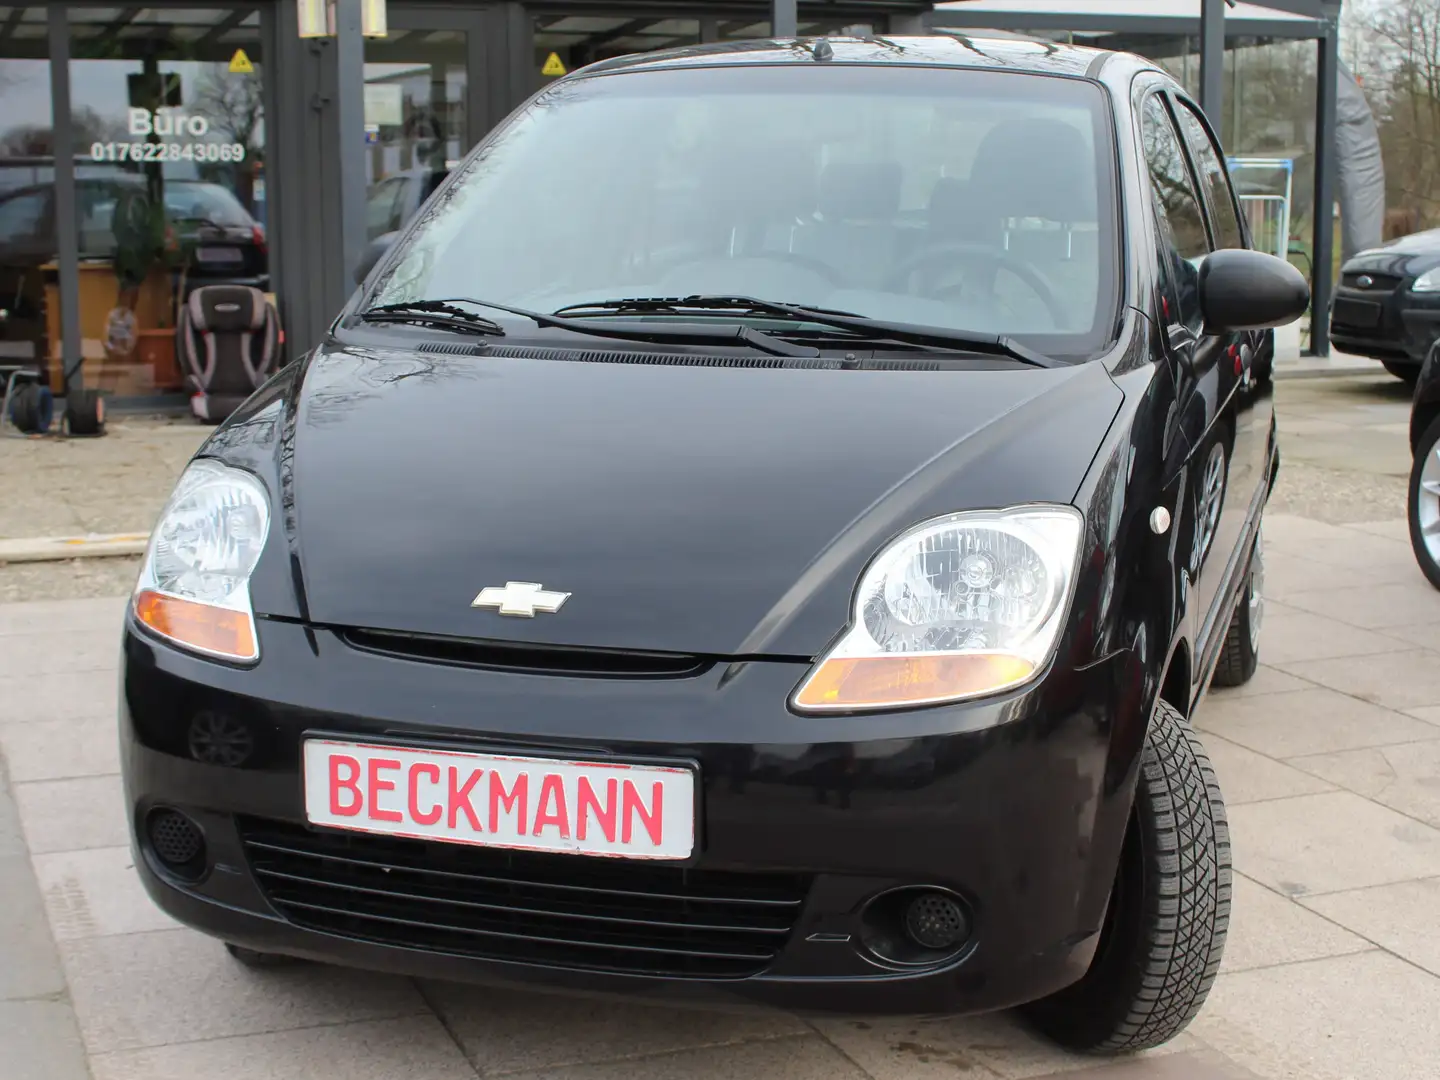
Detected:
left=1137, top=86, right=1213, bottom=334
left=1166, top=92, right=1250, bottom=253
left=358, top=63, right=1127, bottom=363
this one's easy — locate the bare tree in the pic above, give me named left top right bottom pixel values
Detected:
left=1346, top=0, right=1440, bottom=229
left=193, top=68, right=265, bottom=153
left=192, top=66, right=265, bottom=206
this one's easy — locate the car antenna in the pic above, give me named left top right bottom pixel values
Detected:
left=812, top=39, right=834, bottom=62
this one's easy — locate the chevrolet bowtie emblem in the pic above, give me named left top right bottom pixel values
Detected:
left=471, top=581, right=571, bottom=617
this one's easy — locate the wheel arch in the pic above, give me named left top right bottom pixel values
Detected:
left=1158, top=638, right=1192, bottom=719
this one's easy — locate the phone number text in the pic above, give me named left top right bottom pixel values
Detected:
left=90, top=142, right=246, bottom=163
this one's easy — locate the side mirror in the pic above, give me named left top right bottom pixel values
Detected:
left=1199, top=248, right=1311, bottom=334
left=353, top=231, right=397, bottom=287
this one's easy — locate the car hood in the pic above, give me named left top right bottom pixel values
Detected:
left=1346, top=229, right=1440, bottom=274
left=275, top=343, right=1122, bottom=657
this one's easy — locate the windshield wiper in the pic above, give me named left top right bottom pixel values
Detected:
left=361, top=297, right=818, bottom=358
left=359, top=300, right=506, bottom=338
left=553, top=295, right=1061, bottom=369
left=553, top=296, right=864, bottom=319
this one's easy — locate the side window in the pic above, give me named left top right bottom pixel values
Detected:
left=1141, top=94, right=1210, bottom=332
left=1173, top=101, right=1244, bottom=250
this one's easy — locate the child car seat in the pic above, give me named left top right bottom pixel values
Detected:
left=177, top=284, right=280, bottom=423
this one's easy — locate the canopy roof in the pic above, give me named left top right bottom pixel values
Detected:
left=929, top=0, right=1337, bottom=40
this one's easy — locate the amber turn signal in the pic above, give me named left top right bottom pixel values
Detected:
left=793, top=653, right=1036, bottom=710
left=134, top=590, right=258, bottom=662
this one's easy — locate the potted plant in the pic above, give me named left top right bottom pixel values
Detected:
left=108, top=185, right=188, bottom=390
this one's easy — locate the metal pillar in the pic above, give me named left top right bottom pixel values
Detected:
left=772, top=0, right=797, bottom=38
left=1310, top=20, right=1339, bottom=357
left=1199, top=0, right=1225, bottom=124
left=332, top=0, right=368, bottom=294
left=46, top=6, right=81, bottom=397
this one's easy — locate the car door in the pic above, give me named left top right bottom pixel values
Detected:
left=1170, top=93, right=1271, bottom=514
left=1137, top=89, right=1249, bottom=680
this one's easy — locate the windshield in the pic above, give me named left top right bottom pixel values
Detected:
left=370, top=64, right=1120, bottom=359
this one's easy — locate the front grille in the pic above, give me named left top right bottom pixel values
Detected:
left=1331, top=296, right=1383, bottom=331
left=340, top=627, right=712, bottom=679
left=1341, top=271, right=1403, bottom=292
left=237, top=817, right=811, bottom=978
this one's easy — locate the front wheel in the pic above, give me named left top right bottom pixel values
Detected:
left=1407, top=413, right=1440, bottom=590
left=1021, top=700, right=1231, bottom=1054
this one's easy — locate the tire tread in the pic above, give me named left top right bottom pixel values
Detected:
left=1022, top=700, right=1231, bottom=1054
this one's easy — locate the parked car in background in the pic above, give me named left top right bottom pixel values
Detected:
left=1330, top=227, right=1440, bottom=383
left=0, top=175, right=267, bottom=370
left=365, top=165, right=451, bottom=243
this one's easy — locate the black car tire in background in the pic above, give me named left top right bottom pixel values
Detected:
left=8, top=381, right=53, bottom=434
left=1384, top=359, right=1421, bottom=386
left=1211, top=526, right=1264, bottom=687
left=1022, top=699, right=1231, bottom=1054
left=64, top=389, right=106, bottom=437
left=223, top=942, right=298, bottom=969
left=1407, top=412, right=1440, bottom=591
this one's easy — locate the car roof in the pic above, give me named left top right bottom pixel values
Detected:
left=579, top=34, right=1119, bottom=81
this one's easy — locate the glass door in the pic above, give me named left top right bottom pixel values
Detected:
left=56, top=5, right=268, bottom=396
left=363, top=10, right=472, bottom=241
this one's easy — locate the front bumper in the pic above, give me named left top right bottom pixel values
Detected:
left=120, top=615, right=1142, bottom=1016
left=1330, top=285, right=1440, bottom=366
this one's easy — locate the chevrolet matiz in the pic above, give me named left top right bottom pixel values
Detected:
left=120, top=35, right=1309, bottom=1054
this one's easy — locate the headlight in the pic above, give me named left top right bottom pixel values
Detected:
left=1414, top=267, right=1440, bottom=293
left=792, top=505, right=1084, bottom=712
left=132, top=459, right=270, bottom=663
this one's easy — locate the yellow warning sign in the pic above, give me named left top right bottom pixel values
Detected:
left=228, top=48, right=254, bottom=74
left=541, top=52, right=567, bottom=77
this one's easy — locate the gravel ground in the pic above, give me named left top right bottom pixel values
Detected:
left=1267, top=458, right=1409, bottom=523
left=0, top=556, right=143, bottom=604
left=0, top=414, right=206, bottom=540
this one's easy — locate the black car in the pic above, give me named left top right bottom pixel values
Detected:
left=1330, top=227, right=1440, bottom=382
left=119, top=37, right=1308, bottom=1054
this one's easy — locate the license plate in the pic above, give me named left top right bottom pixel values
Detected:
left=302, top=739, right=696, bottom=860
left=1332, top=297, right=1381, bottom=328
left=196, top=245, right=243, bottom=264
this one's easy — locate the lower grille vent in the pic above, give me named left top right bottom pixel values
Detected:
left=238, top=817, right=811, bottom=978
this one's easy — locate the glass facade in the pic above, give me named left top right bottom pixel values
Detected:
left=0, top=3, right=1343, bottom=404
left=0, top=8, right=56, bottom=373
left=69, top=7, right=266, bottom=397
left=0, top=4, right=267, bottom=398
left=364, top=27, right=468, bottom=242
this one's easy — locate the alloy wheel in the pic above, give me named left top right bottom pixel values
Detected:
left=1418, top=443, right=1440, bottom=567
left=1247, top=524, right=1264, bottom=652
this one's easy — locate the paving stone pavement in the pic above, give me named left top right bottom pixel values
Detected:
left=3, top=370, right=1440, bottom=1078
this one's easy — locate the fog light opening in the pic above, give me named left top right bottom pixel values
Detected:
left=857, top=887, right=972, bottom=968
left=904, top=891, right=969, bottom=951
left=145, top=807, right=208, bottom=881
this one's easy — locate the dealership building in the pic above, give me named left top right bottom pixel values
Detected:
left=0, top=0, right=1348, bottom=405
